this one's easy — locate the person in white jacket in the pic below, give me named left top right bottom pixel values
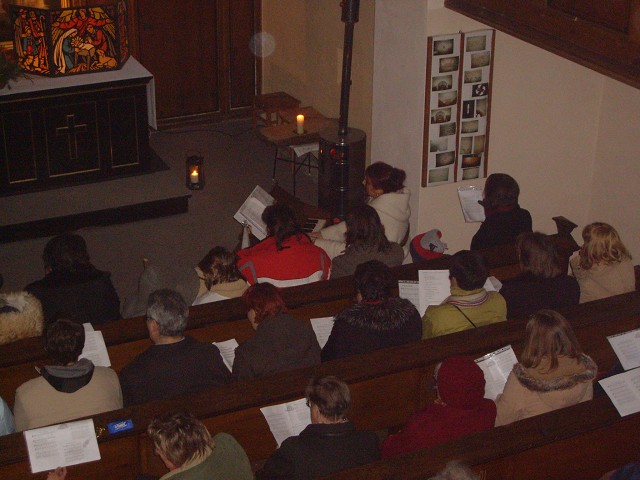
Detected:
left=314, top=162, right=411, bottom=259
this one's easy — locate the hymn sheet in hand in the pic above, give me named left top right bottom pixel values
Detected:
left=260, top=398, right=310, bottom=447
left=475, top=345, right=518, bottom=400
left=233, top=185, right=275, bottom=240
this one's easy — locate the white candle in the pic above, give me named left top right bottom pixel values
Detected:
left=296, top=114, right=304, bottom=134
left=190, top=169, right=199, bottom=184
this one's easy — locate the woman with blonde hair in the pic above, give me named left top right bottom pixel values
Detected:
left=494, top=310, right=597, bottom=426
left=570, top=222, right=634, bottom=303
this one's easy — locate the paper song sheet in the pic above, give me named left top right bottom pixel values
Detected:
left=475, top=345, right=518, bottom=400
left=398, top=280, right=421, bottom=314
left=599, top=368, right=640, bottom=417
left=24, top=419, right=101, bottom=473
left=310, top=317, right=334, bottom=349
left=417, top=270, right=451, bottom=316
left=212, top=339, right=240, bottom=372
left=233, top=185, right=275, bottom=240
left=260, top=398, right=310, bottom=447
left=79, top=331, right=111, bottom=367
left=607, top=328, right=640, bottom=371
left=457, top=186, right=485, bottom=223
left=484, top=276, right=502, bottom=292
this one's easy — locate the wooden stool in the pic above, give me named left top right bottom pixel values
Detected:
left=253, top=91, right=301, bottom=128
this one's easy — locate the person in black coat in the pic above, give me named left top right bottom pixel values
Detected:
left=500, top=232, right=580, bottom=318
left=256, top=376, right=379, bottom=480
left=25, top=233, right=120, bottom=325
left=471, top=173, right=532, bottom=251
left=322, top=260, right=422, bottom=361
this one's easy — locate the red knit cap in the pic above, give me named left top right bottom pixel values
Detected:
left=436, top=356, right=486, bottom=409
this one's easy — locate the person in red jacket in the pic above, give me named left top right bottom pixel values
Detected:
left=381, top=356, right=496, bottom=458
left=237, top=204, right=330, bottom=286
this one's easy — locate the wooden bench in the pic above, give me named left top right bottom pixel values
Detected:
left=0, top=233, right=579, bottom=406
left=0, top=291, right=636, bottom=479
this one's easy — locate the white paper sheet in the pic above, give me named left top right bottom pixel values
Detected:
left=417, top=270, right=451, bottom=316
left=310, top=317, right=334, bottom=349
left=484, top=276, right=502, bottom=292
left=82, top=323, right=94, bottom=333
left=599, top=368, right=640, bottom=417
left=24, top=419, right=101, bottom=474
left=79, top=331, right=111, bottom=367
left=398, top=280, right=421, bottom=314
left=260, top=398, right=310, bottom=447
left=475, top=345, right=518, bottom=400
left=233, top=185, right=275, bottom=240
left=457, top=186, right=485, bottom=223
left=607, top=328, right=640, bottom=371
left=212, top=339, right=240, bottom=372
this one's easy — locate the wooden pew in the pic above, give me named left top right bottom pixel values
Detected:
left=0, top=291, right=636, bottom=479
left=0, top=232, right=579, bottom=405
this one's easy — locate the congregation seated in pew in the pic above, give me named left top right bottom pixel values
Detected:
left=233, top=283, right=320, bottom=381
left=120, top=289, right=231, bottom=406
left=322, top=260, right=421, bottom=361
left=422, top=250, right=507, bottom=339
left=500, top=231, right=580, bottom=317
left=14, top=318, right=122, bottom=431
left=495, top=309, right=597, bottom=426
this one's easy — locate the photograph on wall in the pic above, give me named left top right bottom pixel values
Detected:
left=422, top=33, right=461, bottom=186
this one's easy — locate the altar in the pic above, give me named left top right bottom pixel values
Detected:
left=0, top=57, right=157, bottom=196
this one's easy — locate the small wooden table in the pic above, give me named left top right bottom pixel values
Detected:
left=252, top=91, right=301, bottom=128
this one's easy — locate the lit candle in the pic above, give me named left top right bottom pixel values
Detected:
left=296, top=114, right=304, bottom=134
left=190, top=168, right=199, bottom=184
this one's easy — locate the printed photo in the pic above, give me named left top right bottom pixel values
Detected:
left=464, top=69, right=482, bottom=84
left=438, top=91, right=458, bottom=107
left=462, top=100, right=475, bottom=119
left=432, top=74, right=453, bottom=91
left=462, top=154, right=481, bottom=168
left=471, top=51, right=491, bottom=68
left=439, top=122, right=457, bottom=137
left=433, top=39, right=454, bottom=56
left=462, top=167, right=480, bottom=180
left=436, top=151, right=456, bottom=167
left=461, top=120, right=479, bottom=134
left=430, top=137, right=448, bottom=153
left=473, top=135, right=486, bottom=154
left=428, top=167, right=450, bottom=184
left=459, top=136, right=472, bottom=155
left=466, top=35, right=487, bottom=52
left=431, top=108, right=452, bottom=124
left=472, top=83, right=489, bottom=97
left=439, top=56, right=459, bottom=73
left=475, top=97, right=488, bottom=117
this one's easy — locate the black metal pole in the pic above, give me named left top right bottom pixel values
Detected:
left=338, top=0, right=360, bottom=137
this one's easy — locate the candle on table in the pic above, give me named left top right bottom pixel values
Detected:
left=296, top=114, right=304, bottom=134
left=190, top=168, right=199, bottom=184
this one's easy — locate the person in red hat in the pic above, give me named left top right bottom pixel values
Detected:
left=380, top=356, right=496, bottom=458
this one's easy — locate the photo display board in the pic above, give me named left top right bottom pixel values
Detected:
left=422, top=29, right=495, bottom=187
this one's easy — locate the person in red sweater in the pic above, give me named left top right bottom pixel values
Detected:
left=237, top=204, right=330, bottom=286
left=381, top=356, right=496, bottom=458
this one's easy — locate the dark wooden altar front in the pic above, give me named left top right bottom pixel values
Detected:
left=0, top=58, right=155, bottom=196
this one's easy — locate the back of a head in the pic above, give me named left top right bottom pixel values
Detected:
left=482, top=173, right=520, bottom=210
left=521, top=309, right=582, bottom=370
left=365, top=162, right=406, bottom=193
left=305, top=375, right=351, bottom=422
left=147, top=411, right=212, bottom=469
left=44, top=318, right=85, bottom=365
left=262, top=204, right=301, bottom=249
left=516, top=232, right=562, bottom=279
left=436, top=356, right=486, bottom=408
left=345, top=205, right=389, bottom=251
left=354, top=260, right=393, bottom=302
left=579, top=222, right=631, bottom=270
left=198, top=246, right=242, bottom=289
left=428, top=461, right=480, bottom=480
left=43, top=233, right=91, bottom=273
left=242, top=282, right=287, bottom=323
left=147, top=289, right=188, bottom=337
left=449, top=250, right=488, bottom=291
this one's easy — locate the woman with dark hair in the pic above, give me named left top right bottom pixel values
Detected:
left=192, top=247, right=248, bottom=305
left=232, top=283, right=320, bottom=381
left=470, top=173, right=532, bottom=250
left=330, top=205, right=404, bottom=278
left=494, top=310, right=597, bottom=426
left=314, top=162, right=411, bottom=259
left=322, top=260, right=421, bottom=361
left=25, top=233, right=120, bottom=324
left=500, top=232, right=580, bottom=317
left=236, top=204, right=330, bottom=286
left=422, top=250, right=506, bottom=339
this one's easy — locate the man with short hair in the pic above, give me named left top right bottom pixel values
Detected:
left=119, top=289, right=231, bottom=406
left=13, top=318, right=122, bottom=431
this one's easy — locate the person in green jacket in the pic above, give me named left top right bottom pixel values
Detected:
left=147, top=411, right=253, bottom=480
